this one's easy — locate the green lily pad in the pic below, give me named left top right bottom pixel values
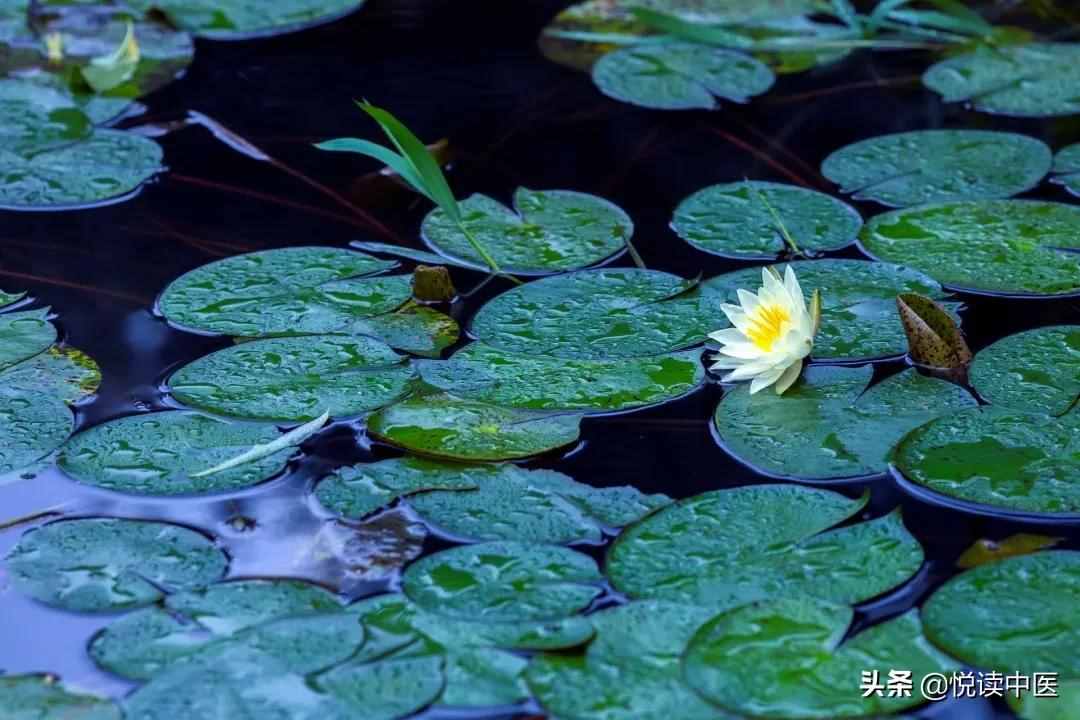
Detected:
left=1052, top=142, right=1080, bottom=196
left=441, top=646, right=529, bottom=707
left=367, top=394, right=582, bottom=462
left=0, top=345, right=101, bottom=404
left=0, top=76, right=91, bottom=156
left=0, top=386, right=73, bottom=476
left=59, top=411, right=296, bottom=496
left=527, top=602, right=734, bottom=720
left=159, top=247, right=407, bottom=337
left=592, top=42, right=774, bottom=110
left=402, top=541, right=602, bottom=622
left=350, top=302, right=459, bottom=358
left=407, top=464, right=671, bottom=543
left=126, top=0, right=366, bottom=40
left=822, top=130, right=1052, bottom=207
left=0, top=308, right=56, bottom=371
left=471, top=268, right=723, bottom=359
left=421, top=188, right=632, bottom=275
left=895, top=408, right=1080, bottom=516
left=702, top=259, right=954, bottom=362
left=672, top=181, right=861, bottom=258
left=970, top=326, right=1080, bottom=416
left=419, top=344, right=705, bottom=412
left=923, top=42, right=1080, bottom=118
left=607, top=484, right=924, bottom=608
left=684, top=597, right=958, bottom=719
left=169, top=335, right=414, bottom=422
left=0, top=674, right=121, bottom=720
left=1010, top=679, right=1080, bottom=720
left=164, top=579, right=343, bottom=634
left=632, top=0, right=816, bottom=23
left=714, top=366, right=976, bottom=481
left=315, top=653, right=444, bottom=720
left=923, top=551, right=1080, bottom=675
left=860, top=200, right=1080, bottom=297
left=0, top=288, right=23, bottom=309
left=5, top=517, right=228, bottom=612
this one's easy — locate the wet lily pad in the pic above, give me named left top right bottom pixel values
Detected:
left=632, top=0, right=816, bottom=24
left=1011, top=679, right=1080, bottom=720
left=607, top=484, right=923, bottom=608
left=158, top=247, right=406, bottom=337
left=471, top=268, right=723, bottom=359
left=822, top=130, right=1052, bottom=207
left=0, top=674, right=121, bottom=720
left=418, top=344, right=705, bottom=412
left=970, top=326, right=1080, bottom=416
left=0, top=308, right=56, bottom=371
left=0, top=345, right=101, bottom=404
left=165, top=579, right=343, bottom=634
left=350, top=302, right=459, bottom=357
left=59, top=411, right=296, bottom=495
left=402, top=541, right=602, bottom=622
left=126, top=0, right=367, bottom=40
left=169, top=335, right=414, bottom=422
left=0, top=77, right=92, bottom=156
left=714, top=366, right=976, bottom=480
left=1052, top=142, right=1080, bottom=196
left=923, top=551, right=1080, bottom=675
left=421, top=188, right=631, bottom=275
left=527, top=602, right=734, bottom=720
left=672, top=181, right=862, bottom=259
left=684, top=597, right=957, bottom=718
left=859, top=200, right=1080, bottom=297
left=367, top=394, right=582, bottom=462
left=592, top=42, right=774, bottom=110
left=895, top=408, right=1080, bottom=516
left=315, top=653, right=444, bottom=719
left=408, top=464, right=671, bottom=543
left=0, top=387, right=72, bottom=476
left=702, top=259, right=954, bottom=362
left=923, top=43, right=1080, bottom=118
left=5, top=517, right=228, bottom=612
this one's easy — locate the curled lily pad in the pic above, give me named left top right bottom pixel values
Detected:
left=896, top=292, right=972, bottom=375
left=684, top=598, right=957, bottom=719
left=471, top=268, right=723, bottom=359
left=923, top=43, right=1080, bottom=118
left=714, top=366, right=976, bottom=481
left=859, top=200, right=1080, bottom=297
left=923, top=551, right=1080, bottom=675
left=607, top=485, right=923, bottom=608
left=402, top=541, right=602, bottom=622
left=970, top=326, right=1080, bottom=416
left=702, top=260, right=955, bottom=362
left=527, top=602, right=732, bottom=720
left=367, top=394, right=582, bottom=462
left=169, top=335, right=414, bottom=422
left=0, top=308, right=56, bottom=370
left=592, top=42, right=774, bottom=110
left=0, top=674, right=121, bottom=720
left=1052, top=142, right=1080, bottom=196
left=158, top=247, right=404, bottom=337
left=419, top=343, right=705, bottom=412
left=895, top=408, right=1080, bottom=516
left=422, top=188, right=632, bottom=275
left=821, top=130, right=1052, bottom=207
left=126, top=0, right=367, bottom=40
left=59, top=411, right=296, bottom=495
left=5, top=517, right=228, bottom=612
left=672, top=180, right=861, bottom=259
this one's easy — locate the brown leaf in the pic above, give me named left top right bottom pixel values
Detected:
left=896, top=293, right=972, bottom=378
left=957, top=533, right=1062, bottom=569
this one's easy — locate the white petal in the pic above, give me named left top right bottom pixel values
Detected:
left=716, top=341, right=766, bottom=360
left=783, top=265, right=805, bottom=309
left=736, top=289, right=760, bottom=314
left=720, top=303, right=749, bottom=331
left=724, top=356, right=785, bottom=381
left=749, top=366, right=786, bottom=394
left=774, top=359, right=803, bottom=395
left=708, top=328, right=748, bottom=345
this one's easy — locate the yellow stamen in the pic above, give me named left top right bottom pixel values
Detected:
left=746, top=303, right=791, bottom=351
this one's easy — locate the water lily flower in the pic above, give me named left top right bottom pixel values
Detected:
left=708, top=265, right=821, bottom=395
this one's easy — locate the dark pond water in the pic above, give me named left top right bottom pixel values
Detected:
left=1, top=1, right=1079, bottom=718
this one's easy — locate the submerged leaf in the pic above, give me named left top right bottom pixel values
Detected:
left=896, top=292, right=972, bottom=376
left=957, top=534, right=1062, bottom=569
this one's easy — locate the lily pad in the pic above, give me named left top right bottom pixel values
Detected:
left=859, top=200, right=1080, bottom=297
left=672, top=181, right=862, bottom=258
left=607, top=484, right=924, bottom=608
left=0, top=76, right=92, bottom=156
left=0, top=308, right=56, bottom=371
left=0, top=387, right=73, bottom=476
left=703, top=259, right=953, bottom=362
left=421, top=188, right=631, bottom=275
left=407, top=464, right=671, bottom=543
left=923, top=551, right=1080, bottom=675
left=0, top=345, right=101, bottom=404
left=169, top=335, right=414, bottom=422
left=5, top=517, right=228, bottom=612
left=419, top=344, right=705, bottom=412
left=126, top=0, right=367, bottom=40
left=471, top=268, right=723, bottom=359
left=165, top=579, right=343, bottom=635
left=0, top=288, right=23, bottom=309
left=592, top=42, right=774, bottom=110
left=970, top=326, right=1080, bottom=416
left=367, top=394, right=582, bottom=462
left=350, top=302, right=459, bottom=357
left=1011, top=679, right=1080, bottom=720
left=684, top=597, right=958, bottom=718
left=527, top=602, right=734, bottom=720
left=59, top=411, right=296, bottom=495
left=158, top=247, right=409, bottom=337
left=1052, top=142, right=1080, bottom=196
left=315, top=653, right=444, bottom=719
left=923, top=42, right=1080, bottom=117
left=402, top=541, right=602, bottom=622
left=0, top=674, right=121, bottom=720
left=714, top=366, right=976, bottom=481
left=822, top=130, right=1052, bottom=207
left=895, top=408, right=1080, bottom=516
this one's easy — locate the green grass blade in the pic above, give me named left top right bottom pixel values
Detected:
left=315, top=138, right=433, bottom=202
left=629, top=8, right=753, bottom=47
